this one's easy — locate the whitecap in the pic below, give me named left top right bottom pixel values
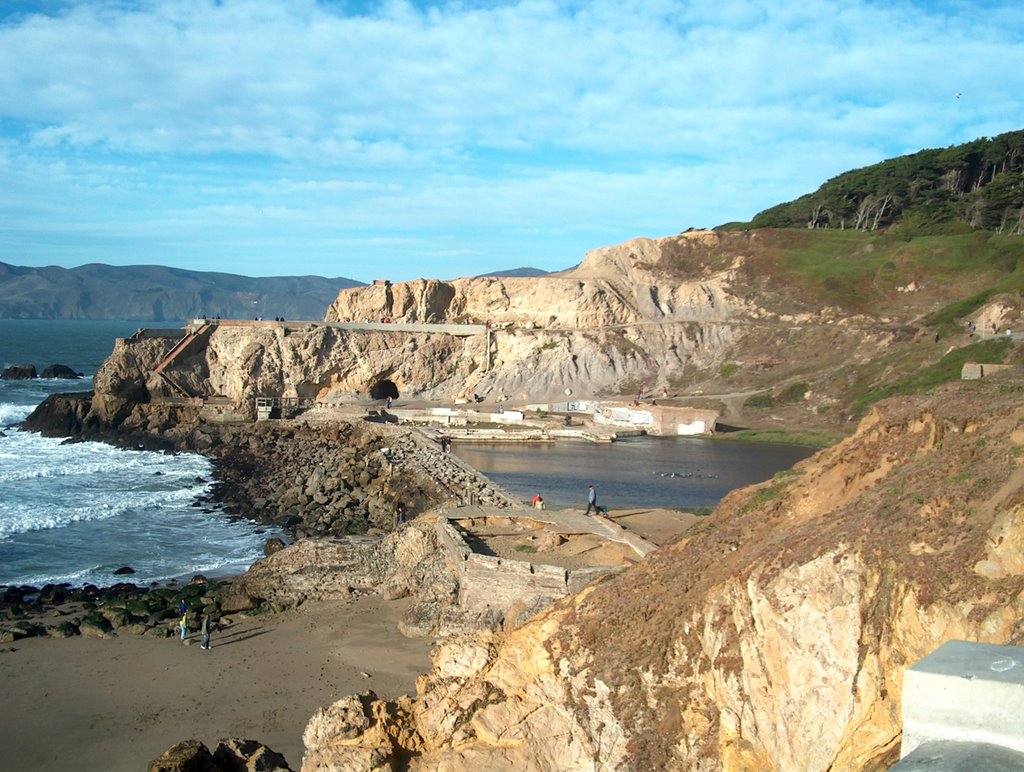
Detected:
left=0, top=402, right=37, bottom=426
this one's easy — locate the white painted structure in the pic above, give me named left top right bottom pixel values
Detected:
left=894, top=640, right=1024, bottom=769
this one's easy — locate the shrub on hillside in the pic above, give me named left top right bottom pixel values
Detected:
left=744, top=392, right=774, bottom=408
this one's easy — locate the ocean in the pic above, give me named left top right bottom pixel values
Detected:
left=0, top=319, right=276, bottom=588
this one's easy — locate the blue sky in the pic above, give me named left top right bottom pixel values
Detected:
left=0, top=0, right=1021, bottom=283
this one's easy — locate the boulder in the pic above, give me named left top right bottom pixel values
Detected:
left=218, top=589, right=258, bottom=614
left=47, top=622, right=80, bottom=639
left=78, top=616, right=114, bottom=638
left=148, top=738, right=292, bottom=772
left=213, top=738, right=292, bottom=771
left=148, top=739, right=219, bottom=772
left=263, top=537, right=286, bottom=557
left=113, top=566, right=136, bottom=575
left=40, top=364, right=83, bottom=379
left=1, top=364, right=36, bottom=380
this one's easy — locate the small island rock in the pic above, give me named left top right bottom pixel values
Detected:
left=40, top=364, right=83, bottom=379
left=1, top=364, right=36, bottom=380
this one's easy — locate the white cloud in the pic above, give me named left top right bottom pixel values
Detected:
left=0, top=0, right=1021, bottom=280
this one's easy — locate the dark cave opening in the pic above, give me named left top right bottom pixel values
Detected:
left=370, top=379, right=400, bottom=400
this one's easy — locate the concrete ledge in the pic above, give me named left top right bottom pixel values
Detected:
left=901, top=640, right=1024, bottom=759
left=892, top=740, right=1024, bottom=771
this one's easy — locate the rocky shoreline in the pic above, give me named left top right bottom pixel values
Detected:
left=0, top=574, right=257, bottom=644
left=21, top=391, right=516, bottom=539
left=4, top=391, right=518, bottom=646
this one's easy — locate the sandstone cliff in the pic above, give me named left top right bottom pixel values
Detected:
left=82, top=231, right=927, bottom=417
left=326, top=235, right=752, bottom=329
left=299, top=373, right=1024, bottom=770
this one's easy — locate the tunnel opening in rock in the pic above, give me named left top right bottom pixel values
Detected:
left=370, top=379, right=400, bottom=400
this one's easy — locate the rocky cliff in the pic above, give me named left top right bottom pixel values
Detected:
left=82, top=230, right=934, bottom=417
left=326, top=234, right=752, bottom=329
left=299, top=373, right=1024, bottom=770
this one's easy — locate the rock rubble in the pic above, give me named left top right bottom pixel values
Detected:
left=22, top=393, right=515, bottom=538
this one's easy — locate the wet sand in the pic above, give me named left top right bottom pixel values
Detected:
left=0, top=594, right=432, bottom=771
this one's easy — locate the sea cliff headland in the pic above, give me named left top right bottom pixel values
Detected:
left=6, top=222, right=1024, bottom=769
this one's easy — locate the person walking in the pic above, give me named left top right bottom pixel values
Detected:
left=585, top=484, right=598, bottom=516
left=179, top=611, right=188, bottom=642
left=200, top=613, right=212, bottom=650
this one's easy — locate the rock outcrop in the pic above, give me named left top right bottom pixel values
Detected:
left=40, top=364, right=83, bottom=379
left=326, top=234, right=752, bottom=329
left=57, top=229, right=1002, bottom=426
left=299, top=374, right=1024, bottom=770
left=1, top=364, right=36, bottom=380
left=148, top=737, right=292, bottom=772
left=232, top=514, right=501, bottom=639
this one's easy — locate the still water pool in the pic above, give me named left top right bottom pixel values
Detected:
left=453, top=436, right=816, bottom=511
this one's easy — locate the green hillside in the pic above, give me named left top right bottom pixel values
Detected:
left=722, top=129, right=1024, bottom=235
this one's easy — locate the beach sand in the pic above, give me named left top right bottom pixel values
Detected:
left=0, top=594, right=432, bottom=771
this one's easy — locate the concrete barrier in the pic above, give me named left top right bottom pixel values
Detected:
left=895, top=640, right=1024, bottom=768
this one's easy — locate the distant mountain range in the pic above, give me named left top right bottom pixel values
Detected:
left=475, top=267, right=553, bottom=278
left=0, top=262, right=365, bottom=321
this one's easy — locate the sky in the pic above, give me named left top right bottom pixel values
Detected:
left=0, top=1, right=1021, bottom=283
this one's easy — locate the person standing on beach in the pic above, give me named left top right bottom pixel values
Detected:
left=200, top=613, right=212, bottom=650
left=585, top=484, right=597, bottom=515
left=179, top=611, right=188, bottom=642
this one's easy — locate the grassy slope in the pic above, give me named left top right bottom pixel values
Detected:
left=677, top=229, right=1023, bottom=438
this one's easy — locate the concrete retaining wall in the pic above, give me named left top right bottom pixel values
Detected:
left=435, top=514, right=618, bottom=619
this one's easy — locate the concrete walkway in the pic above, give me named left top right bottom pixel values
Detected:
left=447, top=503, right=659, bottom=560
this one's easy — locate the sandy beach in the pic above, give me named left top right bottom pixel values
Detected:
left=0, top=594, right=432, bottom=771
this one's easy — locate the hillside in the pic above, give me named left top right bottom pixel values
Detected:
left=323, top=228, right=1024, bottom=429
left=301, top=372, right=1024, bottom=769
left=725, top=128, right=1024, bottom=234
left=474, top=267, right=554, bottom=278
left=0, top=262, right=363, bottom=321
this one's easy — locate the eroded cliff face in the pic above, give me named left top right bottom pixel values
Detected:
left=83, top=231, right=929, bottom=412
left=300, top=375, right=1024, bottom=771
left=325, top=234, right=754, bottom=329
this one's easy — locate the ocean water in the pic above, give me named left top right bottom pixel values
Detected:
left=0, top=320, right=277, bottom=588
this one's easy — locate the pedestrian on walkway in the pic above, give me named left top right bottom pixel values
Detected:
left=585, top=484, right=598, bottom=516
left=200, top=613, right=212, bottom=650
